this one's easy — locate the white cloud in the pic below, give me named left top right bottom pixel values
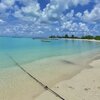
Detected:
left=0, top=0, right=100, bottom=37
left=76, top=12, right=82, bottom=18
left=0, top=0, right=41, bottom=21
left=61, top=20, right=90, bottom=36
left=83, top=3, right=100, bottom=22
left=2, top=0, right=15, bottom=7
left=0, top=19, right=5, bottom=23
left=79, top=22, right=89, bottom=32
left=40, top=0, right=91, bottom=22
left=0, top=3, right=7, bottom=11
left=21, top=3, right=40, bottom=16
left=0, top=0, right=92, bottom=22
left=12, top=1, right=41, bottom=22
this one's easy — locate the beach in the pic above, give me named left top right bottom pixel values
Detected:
left=0, top=52, right=100, bottom=100
left=0, top=0, right=100, bottom=99
left=35, top=56, right=100, bottom=100
left=0, top=38, right=100, bottom=100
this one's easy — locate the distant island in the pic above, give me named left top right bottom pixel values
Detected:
left=49, top=34, right=100, bottom=40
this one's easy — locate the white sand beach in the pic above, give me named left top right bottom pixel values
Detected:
left=35, top=59, right=100, bottom=100
left=0, top=0, right=100, bottom=99
left=0, top=52, right=100, bottom=100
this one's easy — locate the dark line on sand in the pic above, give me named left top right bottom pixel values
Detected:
left=7, top=55, right=65, bottom=100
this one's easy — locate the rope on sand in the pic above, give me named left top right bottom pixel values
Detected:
left=7, top=55, right=65, bottom=100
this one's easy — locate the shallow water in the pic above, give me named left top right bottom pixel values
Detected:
left=0, top=37, right=100, bottom=100
left=0, top=37, right=100, bottom=69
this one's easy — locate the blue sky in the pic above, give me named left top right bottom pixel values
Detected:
left=0, top=0, right=100, bottom=37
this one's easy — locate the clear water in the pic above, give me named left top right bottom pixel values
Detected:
left=0, top=37, right=100, bottom=68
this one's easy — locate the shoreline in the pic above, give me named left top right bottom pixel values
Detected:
left=0, top=50, right=100, bottom=100
left=35, top=58, right=100, bottom=100
left=0, top=36, right=100, bottom=42
left=59, top=38, right=100, bottom=42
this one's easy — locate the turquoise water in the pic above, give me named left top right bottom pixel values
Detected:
left=0, top=37, right=100, bottom=68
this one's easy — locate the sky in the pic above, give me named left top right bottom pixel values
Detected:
left=0, top=0, right=100, bottom=37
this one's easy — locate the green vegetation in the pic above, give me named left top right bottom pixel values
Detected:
left=49, top=35, right=57, bottom=38
left=49, top=34, right=78, bottom=39
left=64, top=34, right=69, bottom=38
left=95, top=36, right=100, bottom=40
left=49, top=34, right=100, bottom=40
left=81, top=35, right=94, bottom=39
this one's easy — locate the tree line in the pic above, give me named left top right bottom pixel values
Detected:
left=49, top=34, right=100, bottom=40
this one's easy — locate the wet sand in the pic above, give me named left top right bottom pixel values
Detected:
left=35, top=56, right=100, bottom=100
left=0, top=51, right=100, bottom=100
